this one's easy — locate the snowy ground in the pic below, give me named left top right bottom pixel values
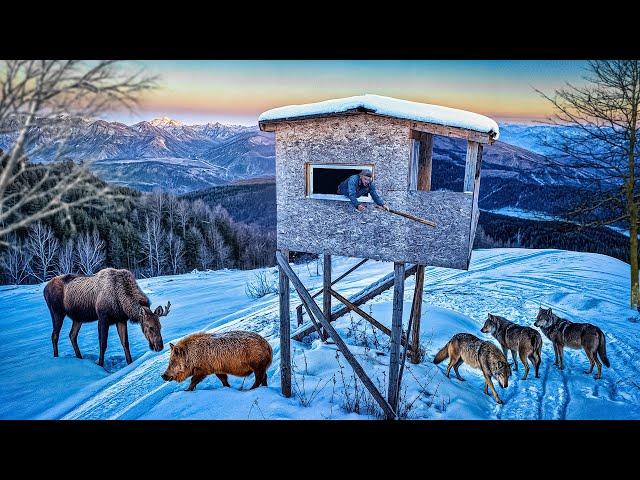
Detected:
left=1, top=248, right=639, bottom=420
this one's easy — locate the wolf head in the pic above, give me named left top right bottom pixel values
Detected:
left=534, top=307, right=556, bottom=328
left=492, top=357, right=512, bottom=388
left=481, top=313, right=501, bottom=334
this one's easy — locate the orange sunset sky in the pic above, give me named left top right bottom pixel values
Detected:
left=106, top=60, right=589, bottom=126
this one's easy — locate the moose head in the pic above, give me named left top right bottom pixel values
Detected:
left=140, top=301, right=171, bottom=352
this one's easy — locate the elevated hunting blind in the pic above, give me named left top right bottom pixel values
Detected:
left=259, top=94, right=499, bottom=419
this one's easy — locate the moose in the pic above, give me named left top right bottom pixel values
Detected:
left=44, top=268, right=171, bottom=367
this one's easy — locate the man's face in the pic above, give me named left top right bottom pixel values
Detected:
left=360, top=175, right=371, bottom=186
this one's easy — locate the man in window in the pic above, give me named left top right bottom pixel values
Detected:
left=337, top=169, right=389, bottom=212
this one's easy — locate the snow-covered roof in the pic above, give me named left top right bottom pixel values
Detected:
left=259, top=94, right=499, bottom=140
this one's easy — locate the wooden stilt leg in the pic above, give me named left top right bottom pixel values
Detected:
left=279, top=249, right=291, bottom=397
left=388, top=262, right=405, bottom=415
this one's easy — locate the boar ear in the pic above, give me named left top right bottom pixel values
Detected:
left=169, top=343, right=175, bottom=351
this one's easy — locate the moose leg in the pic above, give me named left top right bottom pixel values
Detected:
left=97, top=318, right=109, bottom=368
left=116, top=322, right=133, bottom=364
left=50, top=311, right=64, bottom=358
left=69, top=320, right=83, bottom=359
left=215, top=374, right=231, bottom=387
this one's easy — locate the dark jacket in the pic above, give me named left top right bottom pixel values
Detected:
left=337, top=174, right=385, bottom=209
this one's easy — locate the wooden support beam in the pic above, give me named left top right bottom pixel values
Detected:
left=322, top=254, right=331, bottom=341
left=278, top=249, right=291, bottom=398
left=295, top=258, right=368, bottom=325
left=292, top=264, right=418, bottom=341
left=328, top=288, right=412, bottom=351
left=409, top=265, right=425, bottom=364
left=275, top=251, right=396, bottom=419
left=387, top=262, right=405, bottom=414
left=464, top=140, right=481, bottom=193
left=418, top=133, right=433, bottom=191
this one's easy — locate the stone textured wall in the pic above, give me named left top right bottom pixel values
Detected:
left=276, top=114, right=474, bottom=269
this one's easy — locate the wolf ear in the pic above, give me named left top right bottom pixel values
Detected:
left=169, top=342, right=175, bottom=351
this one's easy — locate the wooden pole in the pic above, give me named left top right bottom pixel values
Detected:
left=278, top=249, right=291, bottom=398
left=322, top=253, right=331, bottom=341
left=275, top=251, right=396, bottom=419
left=464, top=141, right=481, bottom=193
left=387, top=262, right=405, bottom=414
left=409, top=265, right=425, bottom=364
left=328, top=288, right=412, bottom=351
left=378, top=206, right=436, bottom=227
left=292, top=264, right=418, bottom=341
left=295, top=258, right=368, bottom=324
left=418, top=133, right=433, bottom=191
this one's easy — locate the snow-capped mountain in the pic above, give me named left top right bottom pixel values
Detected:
left=0, top=116, right=274, bottom=193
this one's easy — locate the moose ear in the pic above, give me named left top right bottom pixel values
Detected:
left=169, top=342, right=175, bottom=351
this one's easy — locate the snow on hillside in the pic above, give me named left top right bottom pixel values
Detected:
left=1, top=249, right=639, bottom=420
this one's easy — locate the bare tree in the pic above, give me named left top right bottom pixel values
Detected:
left=75, top=230, right=105, bottom=275
left=0, top=60, right=156, bottom=244
left=56, top=239, right=75, bottom=275
left=26, top=222, right=59, bottom=282
left=175, top=200, right=190, bottom=237
left=167, top=229, right=185, bottom=275
left=198, top=243, right=215, bottom=271
left=142, top=215, right=165, bottom=277
left=1, top=235, right=32, bottom=284
left=537, top=60, right=640, bottom=307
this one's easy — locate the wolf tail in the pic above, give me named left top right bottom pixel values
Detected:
left=596, top=328, right=610, bottom=368
left=433, top=342, right=450, bottom=364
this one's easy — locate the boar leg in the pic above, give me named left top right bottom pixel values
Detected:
left=116, top=322, right=132, bottom=364
left=215, top=374, right=231, bottom=387
left=69, top=320, right=83, bottom=359
left=187, top=369, right=207, bottom=391
left=250, top=367, right=266, bottom=389
left=97, top=317, right=109, bottom=368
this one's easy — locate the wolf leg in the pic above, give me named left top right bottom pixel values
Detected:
left=445, top=353, right=459, bottom=379
left=558, top=345, right=565, bottom=370
left=511, top=350, right=519, bottom=370
left=532, top=351, right=541, bottom=378
left=485, top=376, right=503, bottom=404
left=453, top=359, right=465, bottom=381
left=583, top=346, right=595, bottom=374
left=552, top=343, right=559, bottom=366
left=519, top=349, right=530, bottom=380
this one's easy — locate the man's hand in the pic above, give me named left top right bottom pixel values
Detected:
left=356, top=204, right=366, bottom=212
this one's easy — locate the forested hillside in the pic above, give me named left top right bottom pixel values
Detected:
left=0, top=160, right=275, bottom=285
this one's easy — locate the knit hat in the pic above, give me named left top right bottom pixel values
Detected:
left=360, top=169, right=373, bottom=177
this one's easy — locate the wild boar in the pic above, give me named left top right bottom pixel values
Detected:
left=161, top=331, right=272, bottom=391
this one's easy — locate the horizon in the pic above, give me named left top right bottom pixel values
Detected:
left=102, top=60, right=589, bottom=126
